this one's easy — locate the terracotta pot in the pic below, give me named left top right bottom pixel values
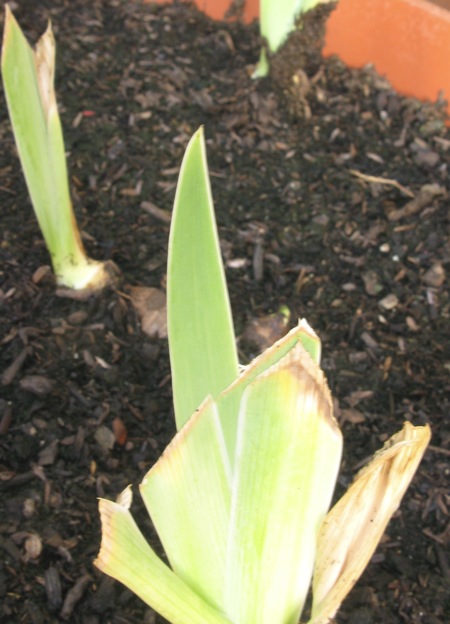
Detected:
left=150, top=0, right=450, bottom=117
left=324, top=0, right=450, bottom=116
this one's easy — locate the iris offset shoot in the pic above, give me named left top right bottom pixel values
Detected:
left=254, top=0, right=338, bottom=77
left=2, top=6, right=117, bottom=292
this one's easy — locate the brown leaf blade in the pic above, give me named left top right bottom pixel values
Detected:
left=309, top=422, right=431, bottom=624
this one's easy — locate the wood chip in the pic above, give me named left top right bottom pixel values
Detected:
left=38, top=440, right=59, bottom=466
left=340, top=408, right=366, bottom=424
left=362, top=270, right=383, bottom=296
left=1, top=347, right=32, bottom=385
left=378, top=293, right=399, bottom=310
left=32, top=265, right=52, bottom=284
left=23, top=533, right=43, bottom=562
left=112, top=417, right=127, bottom=446
left=422, top=263, right=446, bottom=288
left=94, top=426, right=115, bottom=452
left=20, top=375, right=56, bottom=397
left=45, top=566, right=63, bottom=611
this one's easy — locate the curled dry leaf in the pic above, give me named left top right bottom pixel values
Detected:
left=309, top=422, right=431, bottom=624
left=128, top=286, right=167, bottom=338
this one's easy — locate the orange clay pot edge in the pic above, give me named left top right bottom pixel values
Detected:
left=324, top=0, right=450, bottom=109
left=147, top=0, right=450, bottom=116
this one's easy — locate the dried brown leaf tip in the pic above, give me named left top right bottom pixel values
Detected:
left=34, top=21, right=57, bottom=117
left=310, top=422, right=431, bottom=624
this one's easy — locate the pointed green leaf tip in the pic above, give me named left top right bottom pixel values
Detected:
left=168, top=127, right=239, bottom=431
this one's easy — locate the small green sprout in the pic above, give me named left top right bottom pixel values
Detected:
left=2, top=6, right=117, bottom=292
left=254, top=0, right=337, bottom=78
left=95, top=129, right=430, bottom=624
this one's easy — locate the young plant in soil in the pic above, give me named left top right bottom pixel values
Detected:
left=95, top=128, right=430, bottom=624
left=1, top=6, right=118, bottom=294
left=254, top=0, right=337, bottom=77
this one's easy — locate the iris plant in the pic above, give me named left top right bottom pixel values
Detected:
left=95, top=128, right=430, bottom=624
left=254, top=0, right=337, bottom=77
left=2, top=7, right=116, bottom=291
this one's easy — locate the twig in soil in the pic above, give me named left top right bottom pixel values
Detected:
left=141, top=200, right=172, bottom=224
left=67, top=381, right=91, bottom=408
left=435, top=544, right=450, bottom=581
left=387, top=183, right=445, bottom=221
left=253, top=237, right=264, bottom=282
left=60, top=573, right=92, bottom=620
left=1, top=346, right=32, bottom=385
left=428, top=444, right=450, bottom=457
left=349, top=169, right=414, bottom=198
left=0, top=184, right=16, bottom=195
left=0, top=471, right=38, bottom=491
left=0, top=402, right=13, bottom=435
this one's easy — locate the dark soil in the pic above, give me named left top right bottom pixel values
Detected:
left=0, top=1, right=449, bottom=623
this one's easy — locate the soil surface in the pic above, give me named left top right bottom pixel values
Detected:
left=0, top=1, right=449, bottom=623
